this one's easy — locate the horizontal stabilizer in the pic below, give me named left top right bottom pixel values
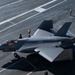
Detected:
left=61, top=38, right=75, bottom=48
left=55, top=22, right=72, bottom=36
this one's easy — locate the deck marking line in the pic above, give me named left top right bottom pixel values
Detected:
left=0, top=0, right=67, bottom=33
left=0, top=58, right=24, bottom=73
left=0, top=0, right=24, bottom=9
left=25, top=59, right=36, bottom=75
left=34, top=7, right=46, bottom=13
left=0, top=0, right=56, bottom=25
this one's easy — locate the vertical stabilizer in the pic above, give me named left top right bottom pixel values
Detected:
left=55, top=22, right=72, bottom=36
left=38, top=20, right=53, bottom=31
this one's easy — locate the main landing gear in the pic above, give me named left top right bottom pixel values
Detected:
left=14, top=53, right=21, bottom=59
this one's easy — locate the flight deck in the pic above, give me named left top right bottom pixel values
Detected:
left=0, top=0, right=75, bottom=75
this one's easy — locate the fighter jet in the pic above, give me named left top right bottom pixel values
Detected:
left=0, top=20, right=74, bottom=62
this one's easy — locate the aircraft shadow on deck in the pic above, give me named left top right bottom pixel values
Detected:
left=2, top=50, right=75, bottom=75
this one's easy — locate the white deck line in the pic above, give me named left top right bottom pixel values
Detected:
left=0, top=0, right=24, bottom=9
left=0, top=58, right=24, bottom=73
left=34, top=7, right=46, bottom=13
left=35, top=0, right=57, bottom=8
left=0, top=0, right=67, bottom=33
left=1, top=21, right=40, bottom=38
left=0, top=0, right=56, bottom=25
left=0, top=57, right=36, bottom=75
left=25, top=59, right=36, bottom=75
left=0, top=13, right=40, bottom=33
left=9, top=21, right=15, bottom=25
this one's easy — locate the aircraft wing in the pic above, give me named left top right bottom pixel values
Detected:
left=35, top=47, right=64, bottom=62
left=31, top=29, right=55, bottom=38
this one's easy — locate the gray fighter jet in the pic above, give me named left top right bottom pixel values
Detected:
left=0, top=20, right=74, bottom=62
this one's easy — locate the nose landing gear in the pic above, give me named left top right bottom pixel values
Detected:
left=14, top=53, right=21, bottom=59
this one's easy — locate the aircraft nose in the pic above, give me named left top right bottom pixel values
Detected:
left=0, top=43, right=17, bottom=52
left=0, top=43, right=8, bottom=51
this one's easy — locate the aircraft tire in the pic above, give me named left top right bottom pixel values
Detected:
left=14, top=53, right=20, bottom=59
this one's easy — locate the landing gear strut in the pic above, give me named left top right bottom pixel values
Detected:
left=14, top=53, right=21, bottom=59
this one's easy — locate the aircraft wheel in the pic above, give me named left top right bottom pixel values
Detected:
left=14, top=53, right=20, bottom=59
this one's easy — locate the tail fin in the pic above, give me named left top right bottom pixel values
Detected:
left=55, top=22, right=72, bottom=36
left=38, top=20, right=53, bottom=31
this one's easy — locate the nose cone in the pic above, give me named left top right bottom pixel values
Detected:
left=0, top=44, right=5, bottom=50
left=0, top=43, right=9, bottom=52
left=0, top=43, right=18, bottom=52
